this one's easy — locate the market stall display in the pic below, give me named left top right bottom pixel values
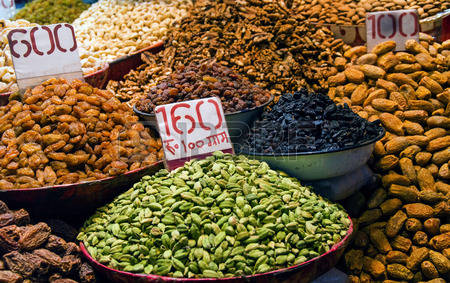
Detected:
left=295, top=0, right=450, bottom=25
left=0, top=200, right=96, bottom=282
left=106, top=0, right=349, bottom=97
left=327, top=38, right=450, bottom=282
left=0, top=78, right=163, bottom=190
left=78, top=152, right=352, bottom=278
left=12, top=0, right=91, bottom=25
left=73, top=0, right=192, bottom=66
left=2, top=0, right=449, bottom=282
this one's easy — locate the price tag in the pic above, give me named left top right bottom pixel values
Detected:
left=155, top=97, right=234, bottom=171
left=366, top=9, right=419, bottom=52
left=0, top=0, right=15, bottom=20
left=7, top=24, right=83, bottom=91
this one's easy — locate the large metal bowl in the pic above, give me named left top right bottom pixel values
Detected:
left=133, top=96, right=273, bottom=141
left=0, top=162, right=164, bottom=219
left=238, top=127, right=385, bottom=181
left=80, top=217, right=353, bottom=283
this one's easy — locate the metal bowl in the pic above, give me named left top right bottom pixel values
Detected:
left=0, top=162, right=164, bottom=219
left=133, top=96, right=273, bottom=141
left=80, top=217, right=353, bottom=283
left=238, top=126, right=385, bottom=181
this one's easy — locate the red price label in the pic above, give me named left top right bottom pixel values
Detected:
left=0, top=0, right=14, bottom=19
left=155, top=97, right=233, bottom=170
left=7, top=24, right=83, bottom=91
left=366, top=10, right=419, bottom=51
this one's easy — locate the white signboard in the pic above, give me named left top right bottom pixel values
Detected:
left=155, top=97, right=233, bottom=170
left=366, top=9, right=420, bottom=52
left=7, top=24, right=83, bottom=91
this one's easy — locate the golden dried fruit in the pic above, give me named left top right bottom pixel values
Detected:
left=363, top=256, right=386, bottom=278
left=379, top=113, right=404, bottom=135
left=415, top=152, right=432, bottom=166
left=380, top=198, right=403, bottom=216
left=345, top=68, right=365, bottom=83
left=403, top=203, right=435, bottom=218
left=360, top=65, right=386, bottom=79
left=403, top=110, right=428, bottom=123
left=377, top=155, right=399, bottom=171
left=385, top=137, right=410, bottom=154
left=427, top=116, right=450, bottom=129
left=386, top=210, right=407, bottom=238
left=357, top=53, right=377, bottom=65
left=398, top=158, right=417, bottom=184
left=388, top=184, right=419, bottom=203
left=415, top=86, right=432, bottom=100
left=376, top=79, right=399, bottom=93
left=420, top=77, right=443, bottom=95
left=427, top=136, right=450, bottom=152
left=387, top=73, right=418, bottom=89
left=371, top=41, right=396, bottom=55
left=372, top=98, right=398, bottom=112
left=351, top=84, right=368, bottom=105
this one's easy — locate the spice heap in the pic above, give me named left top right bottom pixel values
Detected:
left=78, top=152, right=351, bottom=278
left=13, top=0, right=90, bottom=25
left=133, top=61, right=271, bottom=114
left=0, top=78, right=163, bottom=190
left=238, top=88, right=382, bottom=154
left=295, top=0, right=450, bottom=25
left=0, top=200, right=96, bottom=282
left=73, top=0, right=192, bottom=64
left=108, top=0, right=348, bottom=97
left=327, top=37, right=450, bottom=282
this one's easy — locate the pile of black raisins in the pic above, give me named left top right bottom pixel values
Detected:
left=237, top=89, right=383, bottom=154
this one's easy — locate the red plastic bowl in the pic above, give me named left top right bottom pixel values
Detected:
left=0, top=162, right=164, bottom=218
left=80, top=217, right=353, bottom=283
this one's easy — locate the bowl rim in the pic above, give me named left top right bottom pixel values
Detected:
left=237, top=123, right=385, bottom=157
left=0, top=161, right=164, bottom=193
left=79, top=216, right=353, bottom=281
left=132, top=94, right=274, bottom=119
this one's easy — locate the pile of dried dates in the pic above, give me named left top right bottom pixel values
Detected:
left=0, top=200, right=96, bottom=282
left=238, top=88, right=383, bottom=154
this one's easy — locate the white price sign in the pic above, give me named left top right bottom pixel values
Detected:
left=7, top=24, right=83, bottom=91
left=0, top=0, right=15, bottom=20
left=366, top=9, right=420, bottom=52
left=155, top=97, right=234, bottom=170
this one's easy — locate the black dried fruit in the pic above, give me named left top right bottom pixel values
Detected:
left=238, top=88, right=383, bottom=154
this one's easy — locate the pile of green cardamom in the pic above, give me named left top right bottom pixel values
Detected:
left=13, top=0, right=90, bottom=25
left=78, top=152, right=351, bottom=278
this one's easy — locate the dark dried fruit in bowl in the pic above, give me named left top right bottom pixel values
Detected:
left=238, top=88, right=382, bottom=154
